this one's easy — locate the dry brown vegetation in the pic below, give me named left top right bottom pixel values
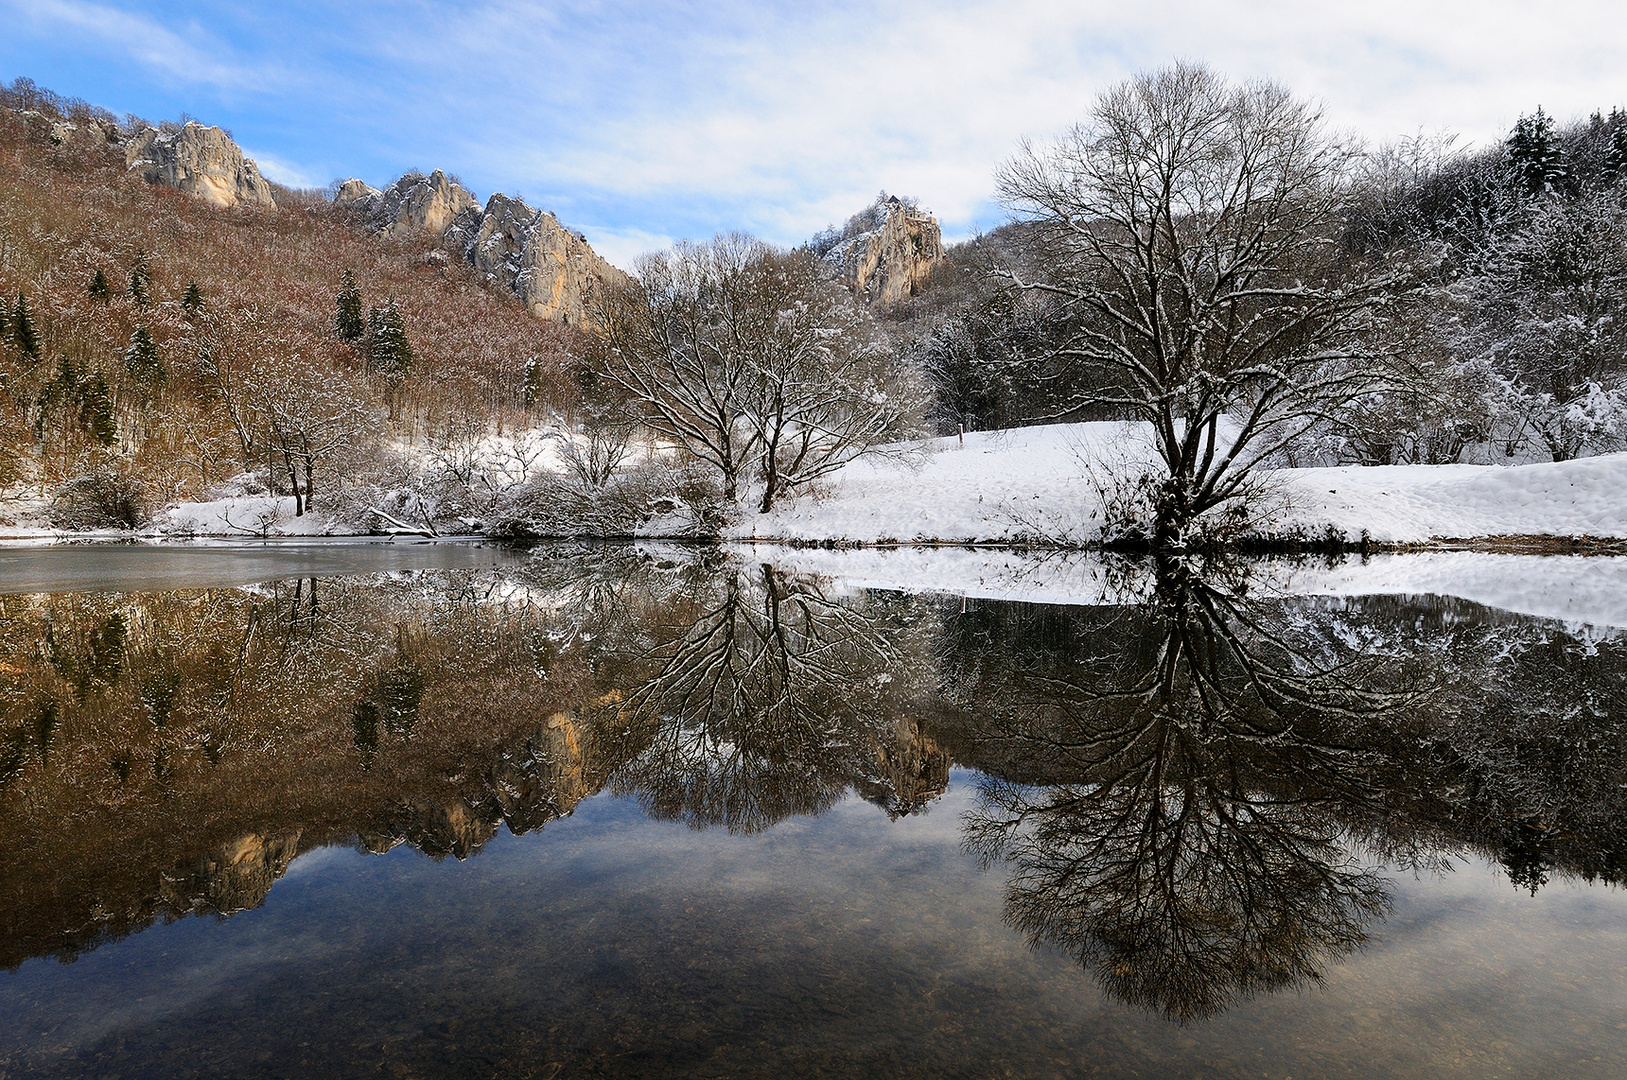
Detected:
left=0, top=105, right=580, bottom=514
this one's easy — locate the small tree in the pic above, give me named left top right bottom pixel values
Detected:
left=35, top=355, right=116, bottom=446
left=1507, top=108, right=1569, bottom=197
left=87, top=269, right=110, bottom=302
left=127, top=249, right=150, bottom=308
left=123, top=324, right=165, bottom=387
left=257, top=362, right=378, bottom=516
left=335, top=269, right=365, bottom=342
left=181, top=280, right=203, bottom=316
left=11, top=292, right=39, bottom=361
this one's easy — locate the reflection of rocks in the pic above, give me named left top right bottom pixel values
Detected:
left=365, top=709, right=596, bottom=860
left=859, top=716, right=951, bottom=817
left=160, top=831, right=303, bottom=916
left=123, top=122, right=276, bottom=209
left=490, top=710, right=592, bottom=834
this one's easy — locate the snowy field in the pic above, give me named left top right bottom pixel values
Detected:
left=5, top=421, right=1626, bottom=546
left=731, top=423, right=1627, bottom=547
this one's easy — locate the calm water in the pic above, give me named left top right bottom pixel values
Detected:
left=1, top=543, right=1624, bottom=1078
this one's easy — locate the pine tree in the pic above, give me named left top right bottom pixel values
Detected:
left=1607, top=107, right=1627, bottom=183
left=335, top=269, right=365, bottom=341
left=123, top=323, right=165, bottom=387
left=1507, top=107, right=1568, bottom=197
left=77, top=372, right=118, bottom=445
left=88, top=268, right=109, bottom=301
left=11, top=292, right=39, bottom=361
left=368, top=298, right=413, bottom=379
left=127, top=249, right=150, bottom=307
left=35, top=355, right=116, bottom=445
left=181, top=280, right=203, bottom=316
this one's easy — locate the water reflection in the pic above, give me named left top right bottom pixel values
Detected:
left=1, top=547, right=1625, bottom=1041
left=954, top=558, right=1431, bottom=1020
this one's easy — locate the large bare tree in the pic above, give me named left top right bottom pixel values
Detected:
left=593, top=234, right=923, bottom=513
left=998, top=63, right=1402, bottom=548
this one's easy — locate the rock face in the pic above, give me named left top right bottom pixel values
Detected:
left=343, top=174, right=630, bottom=326
left=823, top=196, right=945, bottom=306
left=335, top=177, right=381, bottom=207
left=123, top=122, right=276, bottom=209
left=361, top=169, right=480, bottom=237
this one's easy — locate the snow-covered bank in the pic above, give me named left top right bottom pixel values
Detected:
left=744, top=544, right=1627, bottom=630
left=8, top=421, right=1626, bottom=547
left=730, top=423, right=1627, bottom=547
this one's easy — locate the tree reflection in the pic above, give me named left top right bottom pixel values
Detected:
left=610, top=563, right=916, bottom=834
left=959, top=557, right=1430, bottom=1022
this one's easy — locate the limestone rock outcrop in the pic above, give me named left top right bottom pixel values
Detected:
left=335, top=177, right=382, bottom=207
left=362, top=169, right=480, bottom=237
left=342, top=175, right=630, bottom=326
left=823, top=196, right=945, bottom=306
left=123, top=121, right=276, bottom=209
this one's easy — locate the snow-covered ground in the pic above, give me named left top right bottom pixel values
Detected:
left=6, top=421, right=1626, bottom=546
left=745, top=544, right=1627, bottom=630
left=156, top=496, right=336, bottom=537
left=730, top=423, right=1627, bottom=547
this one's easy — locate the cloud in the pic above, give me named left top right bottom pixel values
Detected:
left=5, top=0, right=286, bottom=95
left=7, top=0, right=1627, bottom=250
left=238, top=147, right=322, bottom=191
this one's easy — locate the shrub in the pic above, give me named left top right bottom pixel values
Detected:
left=49, top=469, right=148, bottom=529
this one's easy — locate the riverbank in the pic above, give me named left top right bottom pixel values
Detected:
left=6, top=422, right=1626, bottom=549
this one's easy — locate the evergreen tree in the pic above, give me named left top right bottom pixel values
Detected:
left=1507, top=107, right=1569, bottom=197
left=36, top=355, right=116, bottom=445
left=1607, top=108, right=1627, bottom=183
left=123, top=323, right=165, bottom=387
left=335, top=269, right=365, bottom=341
left=127, top=249, right=150, bottom=307
left=368, top=298, right=413, bottom=379
left=181, top=279, right=203, bottom=315
left=11, top=292, right=39, bottom=361
left=87, top=268, right=109, bottom=301
left=76, top=372, right=118, bottom=445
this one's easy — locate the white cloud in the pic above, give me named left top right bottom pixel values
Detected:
left=8, top=0, right=286, bottom=95
left=239, top=147, right=321, bottom=191
left=8, top=0, right=1627, bottom=248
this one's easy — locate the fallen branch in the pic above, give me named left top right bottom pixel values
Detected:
left=367, top=507, right=437, bottom=537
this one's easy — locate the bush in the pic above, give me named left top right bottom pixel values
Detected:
left=49, top=469, right=148, bottom=529
left=488, top=460, right=723, bottom=539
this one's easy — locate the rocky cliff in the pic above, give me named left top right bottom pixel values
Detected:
left=823, top=196, right=945, bottom=306
left=343, top=174, right=629, bottom=327
left=123, top=121, right=276, bottom=209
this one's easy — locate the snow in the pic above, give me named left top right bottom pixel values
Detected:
left=729, top=422, right=1627, bottom=547
left=743, top=544, right=1627, bottom=630
left=154, top=496, right=336, bottom=537
left=6, top=420, right=1627, bottom=547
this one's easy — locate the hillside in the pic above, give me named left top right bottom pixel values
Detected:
left=0, top=97, right=583, bottom=525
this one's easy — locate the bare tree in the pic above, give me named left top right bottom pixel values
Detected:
left=255, top=362, right=378, bottom=516
left=593, top=234, right=924, bottom=513
left=998, top=63, right=1403, bottom=548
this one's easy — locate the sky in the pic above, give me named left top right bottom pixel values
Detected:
left=3, top=0, right=1624, bottom=269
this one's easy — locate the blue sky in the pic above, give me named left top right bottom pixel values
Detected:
left=4, top=0, right=1624, bottom=268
